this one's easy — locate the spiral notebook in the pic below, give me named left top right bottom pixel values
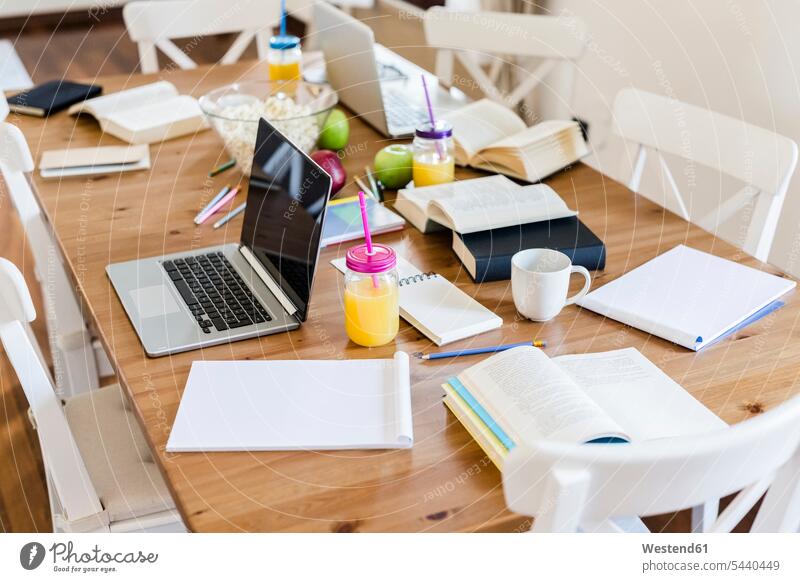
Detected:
left=331, top=255, right=502, bottom=345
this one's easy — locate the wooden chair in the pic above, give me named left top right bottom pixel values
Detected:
left=0, top=117, right=114, bottom=397
left=122, top=0, right=282, bottom=74
left=422, top=7, right=587, bottom=117
left=613, top=88, right=798, bottom=263
left=503, top=395, right=800, bottom=533
left=0, top=257, right=183, bottom=532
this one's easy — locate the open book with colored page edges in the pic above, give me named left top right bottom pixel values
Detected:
left=442, top=346, right=726, bottom=468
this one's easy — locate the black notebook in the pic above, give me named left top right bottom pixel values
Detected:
left=452, top=216, right=606, bottom=282
left=7, top=80, right=102, bottom=117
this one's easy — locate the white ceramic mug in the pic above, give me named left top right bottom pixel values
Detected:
left=511, top=249, right=591, bottom=322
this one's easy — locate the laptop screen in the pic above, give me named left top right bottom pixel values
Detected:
left=240, top=118, right=332, bottom=321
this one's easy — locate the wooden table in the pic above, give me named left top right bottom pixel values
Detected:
left=14, top=61, right=800, bottom=532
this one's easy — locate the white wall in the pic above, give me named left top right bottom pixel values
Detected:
left=549, top=0, right=800, bottom=276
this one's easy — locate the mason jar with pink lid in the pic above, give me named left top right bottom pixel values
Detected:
left=344, top=243, right=400, bottom=347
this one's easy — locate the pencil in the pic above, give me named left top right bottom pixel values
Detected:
left=415, top=339, right=547, bottom=360
left=208, top=159, right=236, bottom=177
left=354, top=177, right=376, bottom=200
left=213, top=202, right=247, bottom=229
left=194, top=184, right=230, bottom=223
left=364, top=166, right=382, bottom=202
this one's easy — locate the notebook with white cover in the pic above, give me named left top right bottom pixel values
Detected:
left=577, top=245, right=796, bottom=350
left=166, top=352, right=413, bottom=452
left=39, top=144, right=150, bottom=178
left=331, top=255, right=502, bottom=345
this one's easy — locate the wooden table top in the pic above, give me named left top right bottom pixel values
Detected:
left=13, top=60, right=800, bottom=532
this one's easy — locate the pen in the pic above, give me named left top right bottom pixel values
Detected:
left=213, top=202, right=246, bottom=229
left=208, top=159, right=236, bottom=177
left=414, top=339, right=547, bottom=360
left=194, top=184, right=230, bottom=223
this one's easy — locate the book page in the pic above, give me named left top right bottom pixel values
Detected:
left=486, top=120, right=577, bottom=151
left=69, top=80, right=178, bottom=118
left=449, top=99, right=526, bottom=164
left=553, top=348, right=726, bottom=441
left=104, top=95, right=202, bottom=131
left=460, top=346, right=628, bottom=445
left=430, top=182, right=577, bottom=233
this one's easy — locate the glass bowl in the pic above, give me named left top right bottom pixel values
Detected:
left=199, top=81, right=338, bottom=174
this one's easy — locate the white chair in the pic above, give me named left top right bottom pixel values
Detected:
left=423, top=8, right=587, bottom=117
left=503, top=395, right=800, bottom=533
left=0, top=116, right=113, bottom=398
left=613, top=88, right=799, bottom=263
left=0, top=257, right=183, bottom=532
left=123, top=0, right=282, bottom=74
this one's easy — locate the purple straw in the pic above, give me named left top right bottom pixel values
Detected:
left=421, top=75, right=446, bottom=162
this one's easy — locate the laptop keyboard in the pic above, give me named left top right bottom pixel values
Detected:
left=162, top=252, right=272, bottom=334
left=383, top=91, right=428, bottom=130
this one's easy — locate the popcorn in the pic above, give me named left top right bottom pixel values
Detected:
left=208, top=94, right=319, bottom=174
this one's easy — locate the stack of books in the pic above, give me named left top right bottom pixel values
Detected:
left=442, top=345, right=727, bottom=468
left=395, top=174, right=606, bottom=282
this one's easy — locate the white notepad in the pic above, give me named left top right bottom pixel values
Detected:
left=577, top=245, right=796, bottom=350
left=166, top=352, right=413, bottom=452
left=331, top=255, right=502, bottom=346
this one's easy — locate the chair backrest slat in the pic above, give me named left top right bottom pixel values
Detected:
left=0, top=260, right=104, bottom=524
left=123, top=0, right=281, bottom=73
left=423, top=8, right=586, bottom=113
left=503, top=395, right=800, bottom=532
left=613, top=88, right=798, bottom=262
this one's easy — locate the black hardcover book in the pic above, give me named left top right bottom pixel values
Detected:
left=453, top=216, right=606, bottom=282
left=7, top=80, right=102, bottom=117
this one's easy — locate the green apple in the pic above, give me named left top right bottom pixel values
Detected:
left=374, top=144, right=413, bottom=189
left=317, top=108, right=349, bottom=151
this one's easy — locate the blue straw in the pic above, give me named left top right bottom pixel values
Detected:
left=280, top=0, right=286, bottom=36
left=194, top=185, right=230, bottom=224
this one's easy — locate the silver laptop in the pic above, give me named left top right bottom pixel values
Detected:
left=315, top=2, right=468, bottom=138
left=107, top=119, right=332, bottom=357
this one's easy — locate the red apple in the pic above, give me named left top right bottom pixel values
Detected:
left=311, top=149, right=346, bottom=195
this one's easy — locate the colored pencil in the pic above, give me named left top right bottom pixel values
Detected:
left=194, top=184, right=230, bottom=223
left=415, top=340, right=547, bottom=360
left=364, top=166, right=382, bottom=202
left=354, top=177, right=376, bottom=200
left=208, top=159, right=235, bottom=177
left=196, top=185, right=240, bottom=225
left=213, top=202, right=247, bottom=229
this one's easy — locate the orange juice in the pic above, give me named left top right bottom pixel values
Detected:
left=412, top=154, right=455, bottom=187
left=344, top=277, right=399, bottom=347
left=268, top=60, right=302, bottom=82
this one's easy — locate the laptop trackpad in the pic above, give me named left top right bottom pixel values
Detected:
left=130, top=285, right=181, bottom=319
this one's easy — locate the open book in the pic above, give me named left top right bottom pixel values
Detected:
left=449, top=99, right=589, bottom=182
left=444, top=346, right=725, bottom=465
left=68, top=81, right=207, bottom=144
left=394, top=174, right=576, bottom=234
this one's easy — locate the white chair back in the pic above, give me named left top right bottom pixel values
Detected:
left=613, top=88, right=798, bottom=263
left=123, top=0, right=282, bottom=74
left=0, top=122, right=102, bottom=395
left=503, top=396, right=800, bottom=533
left=423, top=8, right=586, bottom=115
left=0, top=258, right=107, bottom=530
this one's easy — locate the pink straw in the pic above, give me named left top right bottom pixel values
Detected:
left=358, top=190, right=379, bottom=288
left=358, top=190, right=374, bottom=255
